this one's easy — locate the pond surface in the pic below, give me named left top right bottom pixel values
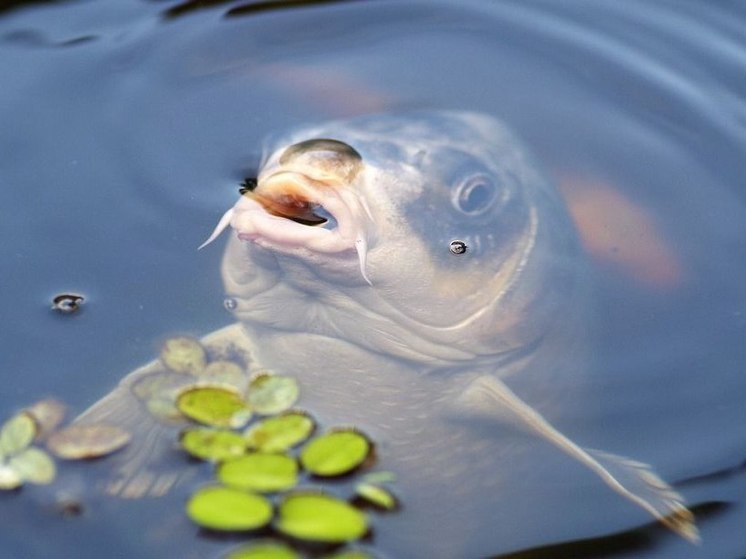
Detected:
left=1, top=1, right=746, bottom=558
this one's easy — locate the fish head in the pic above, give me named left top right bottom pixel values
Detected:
left=214, top=112, right=580, bottom=367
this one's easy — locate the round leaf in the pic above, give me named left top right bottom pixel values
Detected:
left=0, top=413, right=36, bottom=457
left=160, top=336, right=207, bottom=375
left=0, top=464, right=23, bottom=490
left=180, top=428, right=247, bottom=462
left=218, top=453, right=298, bottom=493
left=354, top=483, right=397, bottom=511
left=9, top=447, right=56, bottom=484
left=300, top=430, right=371, bottom=477
left=186, top=485, right=272, bottom=531
left=246, top=374, right=299, bottom=415
left=176, top=385, right=252, bottom=428
left=276, top=492, right=368, bottom=543
left=244, top=412, right=315, bottom=453
left=224, top=541, right=300, bottom=559
left=47, top=424, right=131, bottom=460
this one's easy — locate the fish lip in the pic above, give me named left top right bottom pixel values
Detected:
left=231, top=170, right=372, bottom=256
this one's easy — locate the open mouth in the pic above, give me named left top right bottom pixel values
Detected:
left=200, top=170, right=373, bottom=284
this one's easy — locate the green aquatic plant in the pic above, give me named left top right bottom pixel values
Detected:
left=275, top=491, right=368, bottom=543
left=186, top=485, right=273, bottom=531
left=0, top=412, right=56, bottom=489
left=300, top=430, right=371, bottom=477
left=244, top=412, right=315, bottom=453
left=246, top=373, right=300, bottom=415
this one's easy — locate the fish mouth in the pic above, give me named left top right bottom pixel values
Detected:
left=201, top=170, right=374, bottom=284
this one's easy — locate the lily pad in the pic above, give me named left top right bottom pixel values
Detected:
left=276, top=491, right=368, bottom=543
left=9, top=447, right=56, bottom=484
left=0, top=413, right=36, bottom=457
left=244, top=412, right=315, bottom=453
left=224, top=541, right=300, bottom=559
left=218, top=453, right=298, bottom=493
left=176, top=385, right=252, bottom=428
left=300, top=430, right=371, bottom=477
left=354, top=483, right=398, bottom=511
left=160, top=336, right=207, bottom=375
left=180, top=428, right=247, bottom=462
left=0, top=464, right=22, bottom=490
left=246, top=374, right=299, bottom=415
left=186, top=485, right=273, bottom=532
left=24, top=399, right=67, bottom=440
left=47, top=423, right=131, bottom=460
left=201, top=360, right=247, bottom=390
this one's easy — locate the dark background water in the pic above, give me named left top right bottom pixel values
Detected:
left=1, top=1, right=746, bottom=557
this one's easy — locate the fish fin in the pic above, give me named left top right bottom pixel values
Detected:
left=73, top=362, right=192, bottom=499
left=73, top=324, right=254, bottom=499
left=456, top=375, right=699, bottom=543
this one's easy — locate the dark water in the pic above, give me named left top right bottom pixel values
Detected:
left=1, top=1, right=746, bottom=557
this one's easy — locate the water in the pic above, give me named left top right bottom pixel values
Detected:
left=1, top=1, right=746, bottom=557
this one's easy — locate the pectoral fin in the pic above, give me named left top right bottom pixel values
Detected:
left=456, top=375, right=699, bottom=543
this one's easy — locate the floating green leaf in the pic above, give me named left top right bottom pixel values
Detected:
left=246, top=374, right=299, bottom=415
left=176, top=385, right=252, bottom=428
left=9, top=447, right=56, bottom=484
left=46, top=423, right=131, bottom=460
left=224, top=541, right=300, bottom=559
left=0, top=413, right=36, bottom=457
left=24, top=399, right=67, bottom=440
left=186, top=485, right=272, bottom=531
left=218, top=453, right=298, bottom=493
left=354, top=483, right=397, bottom=511
left=300, top=430, right=371, bottom=477
left=201, top=360, right=247, bottom=390
left=276, top=491, right=368, bottom=543
left=180, top=428, right=247, bottom=462
left=244, top=412, right=315, bottom=453
left=160, top=336, right=207, bottom=375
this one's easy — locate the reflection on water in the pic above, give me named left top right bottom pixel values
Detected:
left=1, top=1, right=746, bottom=558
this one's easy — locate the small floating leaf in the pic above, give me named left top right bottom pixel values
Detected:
left=354, top=483, right=397, bottom=511
left=224, top=541, right=300, bottom=559
left=218, top=453, right=298, bottom=493
left=201, top=360, right=247, bottom=390
left=180, top=428, right=247, bottom=462
left=0, top=464, right=22, bottom=490
left=9, top=447, right=56, bottom=484
left=0, top=413, right=36, bottom=457
left=25, top=399, right=67, bottom=441
left=160, top=336, right=207, bottom=375
left=246, top=374, right=299, bottom=415
left=176, top=385, right=252, bottom=428
left=47, top=424, right=131, bottom=460
left=186, top=485, right=272, bottom=531
left=300, top=430, right=371, bottom=477
left=244, top=412, right=315, bottom=453
left=276, top=491, right=368, bottom=543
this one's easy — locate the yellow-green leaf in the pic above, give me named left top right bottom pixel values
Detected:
left=186, top=485, right=272, bottom=531
left=246, top=374, right=299, bottom=415
left=244, top=412, right=315, bottom=453
left=218, top=453, right=298, bottom=493
left=9, top=447, right=56, bottom=484
left=176, top=385, right=252, bottom=428
left=276, top=491, right=368, bottom=543
left=300, top=430, right=371, bottom=477
left=180, top=428, right=247, bottom=462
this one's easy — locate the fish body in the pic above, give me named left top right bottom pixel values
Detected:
left=76, top=111, right=696, bottom=556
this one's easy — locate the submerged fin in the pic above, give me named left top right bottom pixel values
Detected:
left=456, top=375, right=699, bottom=543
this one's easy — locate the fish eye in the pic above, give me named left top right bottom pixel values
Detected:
left=452, top=174, right=501, bottom=216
